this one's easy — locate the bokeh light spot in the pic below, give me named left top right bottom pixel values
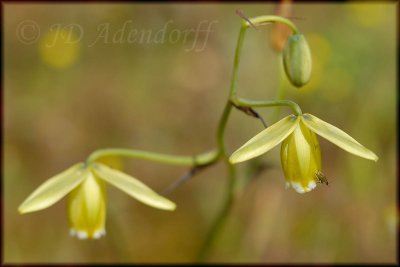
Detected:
left=39, top=28, right=80, bottom=68
left=306, top=33, right=332, bottom=66
left=348, top=4, right=386, bottom=28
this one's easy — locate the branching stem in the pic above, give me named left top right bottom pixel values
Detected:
left=84, top=13, right=302, bottom=263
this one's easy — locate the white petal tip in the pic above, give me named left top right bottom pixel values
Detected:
left=93, top=229, right=106, bottom=239
left=289, top=181, right=317, bottom=193
left=70, top=229, right=106, bottom=239
left=69, top=229, right=88, bottom=240
left=77, top=231, right=88, bottom=240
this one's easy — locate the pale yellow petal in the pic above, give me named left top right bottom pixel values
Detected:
left=301, top=114, right=378, bottom=161
left=281, top=120, right=321, bottom=194
left=18, top=163, right=85, bottom=214
left=230, top=115, right=299, bottom=164
left=68, top=170, right=106, bottom=239
left=92, top=163, right=176, bottom=211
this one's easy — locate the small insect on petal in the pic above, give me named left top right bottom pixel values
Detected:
left=315, top=170, right=329, bottom=185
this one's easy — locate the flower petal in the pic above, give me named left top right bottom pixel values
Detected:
left=18, top=163, right=85, bottom=214
left=68, top=170, right=106, bottom=239
left=281, top=120, right=321, bottom=194
left=92, top=163, right=176, bottom=211
left=230, top=115, right=299, bottom=164
left=301, top=114, right=378, bottom=161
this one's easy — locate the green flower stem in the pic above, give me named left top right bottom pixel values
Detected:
left=216, top=102, right=233, bottom=158
left=196, top=76, right=237, bottom=263
left=214, top=19, right=249, bottom=153
left=229, top=23, right=247, bottom=98
left=231, top=97, right=303, bottom=116
left=247, top=15, right=299, bottom=34
left=197, top=163, right=237, bottom=261
left=198, top=15, right=302, bottom=261
left=86, top=148, right=219, bottom=167
left=202, top=25, right=250, bottom=259
left=197, top=19, right=247, bottom=262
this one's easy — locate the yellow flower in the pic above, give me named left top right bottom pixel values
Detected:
left=18, top=163, right=176, bottom=239
left=229, top=114, right=378, bottom=193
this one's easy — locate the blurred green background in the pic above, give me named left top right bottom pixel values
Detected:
left=3, top=3, right=397, bottom=264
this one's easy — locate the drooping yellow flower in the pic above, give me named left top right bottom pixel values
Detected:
left=18, top=162, right=176, bottom=239
left=229, top=114, right=378, bottom=193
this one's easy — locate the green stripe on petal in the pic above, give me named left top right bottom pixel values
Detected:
left=18, top=163, right=85, bottom=214
left=92, top=163, right=176, bottom=211
left=301, top=114, right=378, bottom=162
left=230, top=115, right=299, bottom=164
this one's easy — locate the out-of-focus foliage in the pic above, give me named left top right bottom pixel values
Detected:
left=3, top=3, right=396, bottom=263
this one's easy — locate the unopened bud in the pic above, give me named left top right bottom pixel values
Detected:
left=283, top=34, right=312, bottom=87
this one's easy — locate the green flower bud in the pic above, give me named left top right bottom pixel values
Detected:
left=283, top=33, right=312, bottom=87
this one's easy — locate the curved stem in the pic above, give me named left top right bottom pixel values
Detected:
left=230, top=24, right=247, bottom=98
left=197, top=163, right=237, bottom=261
left=213, top=22, right=248, bottom=154
left=232, top=97, right=302, bottom=116
left=216, top=102, right=233, bottom=158
left=247, top=15, right=299, bottom=34
left=197, top=21, right=247, bottom=262
left=86, top=148, right=219, bottom=167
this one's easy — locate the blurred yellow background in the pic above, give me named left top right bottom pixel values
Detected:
left=3, top=3, right=397, bottom=263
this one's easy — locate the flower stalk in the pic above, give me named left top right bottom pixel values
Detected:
left=86, top=148, right=219, bottom=167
